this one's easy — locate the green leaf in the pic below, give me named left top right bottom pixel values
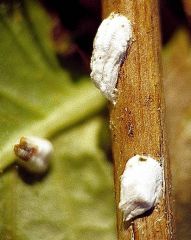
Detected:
left=0, top=1, right=115, bottom=239
left=0, top=0, right=106, bottom=170
left=0, top=118, right=116, bottom=240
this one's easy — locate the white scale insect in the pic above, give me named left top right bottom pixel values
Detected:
left=119, top=155, right=163, bottom=221
left=14, top=136, right=53, bottom=174
left=90, top=12, right=132, bottom=104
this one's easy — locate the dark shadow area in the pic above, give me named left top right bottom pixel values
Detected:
left=41, top=0, right=101, bottom=54
left=160, top=0, right=188, bottom=44
left=0, top=160, right=51, bottom=184
left=40, top=0, right=101, bottom=77
left=57, top=47, right=89, bottom=80
left=16, top=163, right=51, bottom=185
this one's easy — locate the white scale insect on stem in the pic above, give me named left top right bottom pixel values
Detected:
left=119, top=155, right=163, bottom=221
left=90, top=12, right=132, bottom=104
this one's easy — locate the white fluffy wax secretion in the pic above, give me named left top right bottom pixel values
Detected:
left=90, top=12, right=132, bottom=104
left=119, top=155, right=163, bottom=221
left=14, top=136, right=53, bottom=173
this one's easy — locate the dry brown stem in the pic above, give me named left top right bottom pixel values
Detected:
left=102, top=0, right=175, bottom=239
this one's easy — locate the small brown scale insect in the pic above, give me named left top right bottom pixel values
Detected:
left=14, top=137, right=38, bottom=162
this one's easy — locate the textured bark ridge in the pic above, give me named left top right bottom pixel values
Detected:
left=102, top=0, right=175, bottom=239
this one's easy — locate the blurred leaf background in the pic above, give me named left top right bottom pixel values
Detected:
left=0, top=0, right=190, bottom=239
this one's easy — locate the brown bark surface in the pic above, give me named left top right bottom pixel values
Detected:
left=102, top=0, right=175, bottom=239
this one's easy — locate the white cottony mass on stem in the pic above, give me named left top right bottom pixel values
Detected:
left=90, top=12, right=132, bottom=104
left=119, top=155, right=163, bottom=221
